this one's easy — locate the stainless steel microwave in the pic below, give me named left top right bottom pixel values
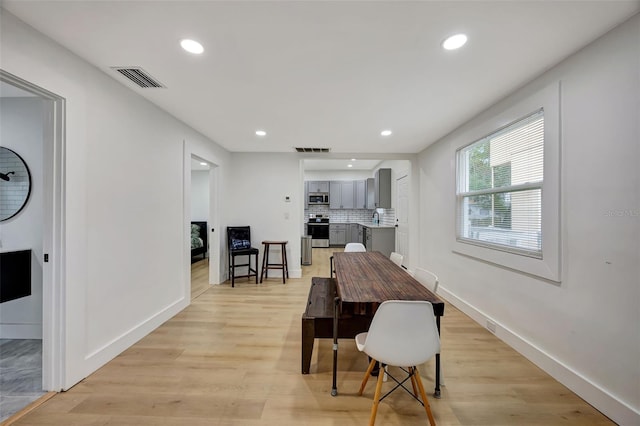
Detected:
left=308, top=193, right=329, bottom=204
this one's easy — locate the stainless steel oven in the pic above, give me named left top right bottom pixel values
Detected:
left=307, top=215, right=329, bottom=247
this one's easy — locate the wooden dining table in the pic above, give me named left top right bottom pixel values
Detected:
left=331, top=251, right=445, bottom=397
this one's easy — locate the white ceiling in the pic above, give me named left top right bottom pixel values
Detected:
left=3, top=1, right=638, bottom=156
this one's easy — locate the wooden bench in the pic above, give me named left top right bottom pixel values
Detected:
left=301, top=277, right=372, bottom=374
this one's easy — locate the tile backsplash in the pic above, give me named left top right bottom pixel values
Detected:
left=305, top=205, right=395, bottom=225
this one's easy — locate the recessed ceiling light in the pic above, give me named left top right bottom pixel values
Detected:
left=348, top=164, right=353, bottom=168
left=351, top=158, right=357, bottom=161
left=200, top=162, right=207, bottom=166
left=380, top=130, right=392, bottom=137
left=442, top=34, right=467, bottom=50
left=255, top=130, right=267, bottom=137
left=180, top=39, right=204, bottom=54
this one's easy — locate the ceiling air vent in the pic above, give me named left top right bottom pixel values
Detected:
left=111, top=67, right=165, bottom=88
left=295, top=147, right=331, bottom=153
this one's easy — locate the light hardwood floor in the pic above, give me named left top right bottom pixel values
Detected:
left=9, top=249, right=613, bottom=425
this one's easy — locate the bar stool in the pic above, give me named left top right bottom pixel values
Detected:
left=260, top=241, right=289, bottom=284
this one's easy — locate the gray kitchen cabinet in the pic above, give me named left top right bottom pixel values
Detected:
left=366, top=178, right=375, bottom=209
left=329, top=224, right=347, bottom=246
left=329, top=181, right=355, bottom=209
left=308, top=181, right=330, bottom=193
left=363, top=226, right=395, bottom=257
left=374, top=168, right=392, bottom=208
left=349, top=223, right=360, bottom=243
left=355, top=180, right=367, bottom=209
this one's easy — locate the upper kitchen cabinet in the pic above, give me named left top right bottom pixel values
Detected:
left=374, top=168, right=392, bottom=208
left=355, top=180, right=367, bottom=209
left=366, top=178, right=375, bottom=209
left=307, top=181, right=330, bottom=193
left=329, top=181, right=355, bottom=209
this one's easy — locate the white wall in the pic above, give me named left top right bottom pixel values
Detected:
left=417, top=15, right=639, bottom=424
left=0, top=97, right=44, bottom=338
left=226, top=153, right=303, bottom=279
left=1, top=10, right=231, bottom=389
left=190, top=170, right=209, bottom=221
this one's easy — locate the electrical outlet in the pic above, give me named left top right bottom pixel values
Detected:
left=486, top=319, right=497, bottom=334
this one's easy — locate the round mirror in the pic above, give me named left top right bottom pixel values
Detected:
left=0, top=147, right=32, bottom=221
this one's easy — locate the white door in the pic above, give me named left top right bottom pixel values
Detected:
left=396, top=174, right=410, bottom=264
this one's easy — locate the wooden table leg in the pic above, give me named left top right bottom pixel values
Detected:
left=331, top=296, right=339, bottom=396
left=434, top=315, right=441, bottom=398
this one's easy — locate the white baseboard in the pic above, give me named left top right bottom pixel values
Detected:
left=257, top=269, right=303, bottom=280
left=289, top=268, right=302, bottom=279
left=77, top=296, right=189, bottom=389
left=219, top=268, right=303, bottom=284
left=0, top=323, right=43, bottom=339
left=438, top=286, right=640, bottom=426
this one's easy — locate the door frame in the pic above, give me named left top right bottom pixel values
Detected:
left=395, top=172, right=410, bottom=267
left=183, top=141, right=221, bottom=291
left=1, top=69, right=66, bottom=391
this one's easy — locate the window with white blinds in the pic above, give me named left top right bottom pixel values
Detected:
left=456, top=109, right=544, bottom=257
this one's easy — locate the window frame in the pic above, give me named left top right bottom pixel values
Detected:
left=456, top=109, right=544, bottom=258
left=452, top=82, right=561, bottom=282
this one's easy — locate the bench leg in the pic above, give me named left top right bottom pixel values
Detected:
left=301, top=318, right=315, bottom=374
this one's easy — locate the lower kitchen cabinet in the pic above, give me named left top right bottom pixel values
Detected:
left=329, top=224, right=347, bottom=246
left=364, top=226, right=395, bottom=257
left=349, top=223, right=360, bottom=244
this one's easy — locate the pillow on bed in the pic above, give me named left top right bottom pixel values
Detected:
left=191, top=236, right=203, bottom=249
left=191, top=224, right=201, bottom=237
left=231, top=239, right=251, bottom=250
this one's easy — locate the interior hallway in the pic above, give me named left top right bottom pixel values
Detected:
left=5, top=248, right=613, bottom=425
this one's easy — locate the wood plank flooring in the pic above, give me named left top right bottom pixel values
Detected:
left=9, top=249, right=613, bottom=425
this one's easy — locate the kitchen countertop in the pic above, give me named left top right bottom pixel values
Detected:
left=325, top=221, right=395, bottom=229
left=356, top=222, right=396, bottom=229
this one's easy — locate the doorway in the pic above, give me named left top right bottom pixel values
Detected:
left=0, top=71, right=65, bottom=420
left=184, top=143, right=221, bottom=299
left=190, top=155, right=211, bottom=299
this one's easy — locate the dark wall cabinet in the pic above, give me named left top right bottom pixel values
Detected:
left=0, top=249, right=32, bottom=303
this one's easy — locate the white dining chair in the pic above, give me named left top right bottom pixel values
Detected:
left=355, top=300, right=440, bottom=426
left=389, top=252, right=403, bottom=267
left=413, top=268, right=444, bottom=386
left=414, top=268, right=439, bottom=293
left=344, top=243, right=366, bottom=252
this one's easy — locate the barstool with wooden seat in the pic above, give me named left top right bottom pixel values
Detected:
left=260, top=241, right=289, bottom=284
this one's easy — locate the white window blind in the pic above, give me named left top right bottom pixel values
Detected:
left=456, top=109, right=544, bottom=258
